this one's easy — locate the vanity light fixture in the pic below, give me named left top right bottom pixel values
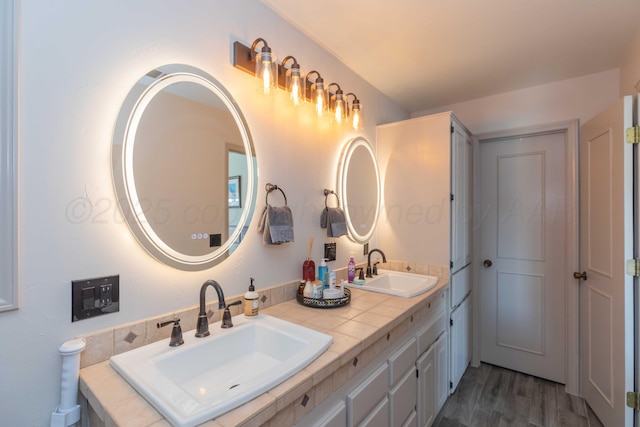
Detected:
left=280, top=56, right=303, bottom=107
left=346, top=92, right=363, bottom=131
left=232, top=38, right=278, bottom=95
left=305, top=71, right=328, bottom=117
left=328, top=83, right=347, bottom=125
left=233, top=39, right=364, bottom=129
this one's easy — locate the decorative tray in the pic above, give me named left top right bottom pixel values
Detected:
left=296, top=287, right=351, bottom=309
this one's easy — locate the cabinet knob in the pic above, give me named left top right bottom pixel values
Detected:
left=483, top=259, right=493, bottom=268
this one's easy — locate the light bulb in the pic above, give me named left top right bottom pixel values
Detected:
left=262, top=61, right=272, bottom=95
left=347, top=94, right=362, bottom=131
left=315, top=90, right=325, bottom=116
left=255, top=48, right=276, bottom=96
left=290, top=75, right=301, bottom=106
left=335, top=102, right=344, bottom=123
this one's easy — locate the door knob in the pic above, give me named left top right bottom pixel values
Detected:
left=483, top=259, right=493, bottom=268
left=573, top=271, right=587, bottom=281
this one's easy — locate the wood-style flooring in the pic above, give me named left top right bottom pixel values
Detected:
left=434, top=363, right=604, bottom=427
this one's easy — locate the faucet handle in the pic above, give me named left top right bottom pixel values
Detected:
left=365, top=265, right=373, bottom=278
left=221, top=300, right=242, bottom=329
left=157, top=318, right=184, bottom=347
left=373, top=261, right=380, bottom=275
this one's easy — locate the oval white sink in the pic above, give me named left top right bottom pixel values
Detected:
left=110, top=314, right=332, bottom=427
left=347, top=269, right=438, bottom=298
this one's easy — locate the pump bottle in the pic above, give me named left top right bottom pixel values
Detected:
left=243, top=278, right=259, bottom=318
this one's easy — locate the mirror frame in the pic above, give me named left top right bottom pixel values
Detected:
left=338, top=136, right=381, bottom=244
left=112, top=64, right=257, bottom=270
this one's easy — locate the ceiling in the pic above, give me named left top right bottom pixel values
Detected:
left=261, top=0, right=640, bottom=114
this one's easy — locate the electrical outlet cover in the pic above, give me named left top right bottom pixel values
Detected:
left=71, top=275, right=120, bottom=322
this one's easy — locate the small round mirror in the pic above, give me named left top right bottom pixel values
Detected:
left=112, top=64, right=257, bottom=270
left=338, top=137, right=380, bottom=243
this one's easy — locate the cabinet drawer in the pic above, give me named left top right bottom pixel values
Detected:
left=389, top=368, right=417, bottom=427
left=388, top=337, right=417, bottom=386
left=347, top=363, right=388, bottom=426
left=416, top=310, right=447, bottom=356
left=312, top=401, right=346, bottom=427
left=359, top=396, right=389, bottom=427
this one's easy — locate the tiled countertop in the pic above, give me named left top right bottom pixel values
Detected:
left=79, top=279, right=449, bottom=427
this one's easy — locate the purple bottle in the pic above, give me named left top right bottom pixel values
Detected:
left=347, top=255, right=356, bottom=283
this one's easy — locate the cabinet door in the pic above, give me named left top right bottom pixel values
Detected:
left=360, top=397, right=389, bottom=427
left=402, top=410, right=417, bottom=427
left=416, top=345, right=435, bottom=427
left=434, top=331, right=449, bottom=412
left=450, top=295, right=471, bottom=392
left=451, top=122, right=473, bottom=273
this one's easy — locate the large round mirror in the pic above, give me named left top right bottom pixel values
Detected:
left=338, top=137, right=380, bottom=243
left=112, top=64, right=257, bottom=270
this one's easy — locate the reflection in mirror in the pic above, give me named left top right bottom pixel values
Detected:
left=113, top=64, right=257, bottom=270
left=338, top=137, right=380, bottom=243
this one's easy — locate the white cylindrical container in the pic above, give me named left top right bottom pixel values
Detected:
left=51, top=338, right=86, bottom=427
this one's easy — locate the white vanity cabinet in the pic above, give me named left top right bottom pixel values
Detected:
left=415, top=296, right=448, bottom=427
left=300, top=288, right=450, bottom=427
left=376, top=112, right=473, bottom=274
left=377, top=112, right=473, bottom=395
left=347, top=338, right=418, bottom=427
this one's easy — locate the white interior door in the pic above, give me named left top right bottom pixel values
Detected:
left=479, top=130, right=568, bottom=383
left=579, top=96, right=634, bottom=427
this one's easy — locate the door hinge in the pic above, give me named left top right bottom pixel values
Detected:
left=450, top=193, right=454, bottom=201
left=626, top=259, right=640, bottom=277
left=450, top=261, right=454, bottom=269
left=416, top=369, right=419, bottom=378
left=451, top=125, right=454, bottom=134
left=627, top=391, right=640, bottom=410
left=449, top=381, right=453, bottom=389
left=626, top=126, right=639, bottom=144
left=450, top=318, right=453, bottom=326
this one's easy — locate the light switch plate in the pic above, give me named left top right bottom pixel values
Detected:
left=324, top=243, right=336, bottom=261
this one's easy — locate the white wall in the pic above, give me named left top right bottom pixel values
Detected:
left=2, top=2, right=407, bottom=425
left=412, top=69, right=620, bottom=135
left=620, top=27, right=640, bottom=95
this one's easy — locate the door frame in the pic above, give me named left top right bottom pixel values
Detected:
left=472, top=119, right=580, bottom=395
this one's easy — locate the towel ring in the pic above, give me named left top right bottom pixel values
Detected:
left=265, top=183, right=288, bottom=205
left=323, top=189, right=340, bottom=209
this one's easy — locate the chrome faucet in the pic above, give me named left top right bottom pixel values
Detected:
left=366, top=249, right=387, bottom=278
left=196, top=280, right=226, bottom=338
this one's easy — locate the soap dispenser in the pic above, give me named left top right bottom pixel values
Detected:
left=243, top=278, right=259, bottom=318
